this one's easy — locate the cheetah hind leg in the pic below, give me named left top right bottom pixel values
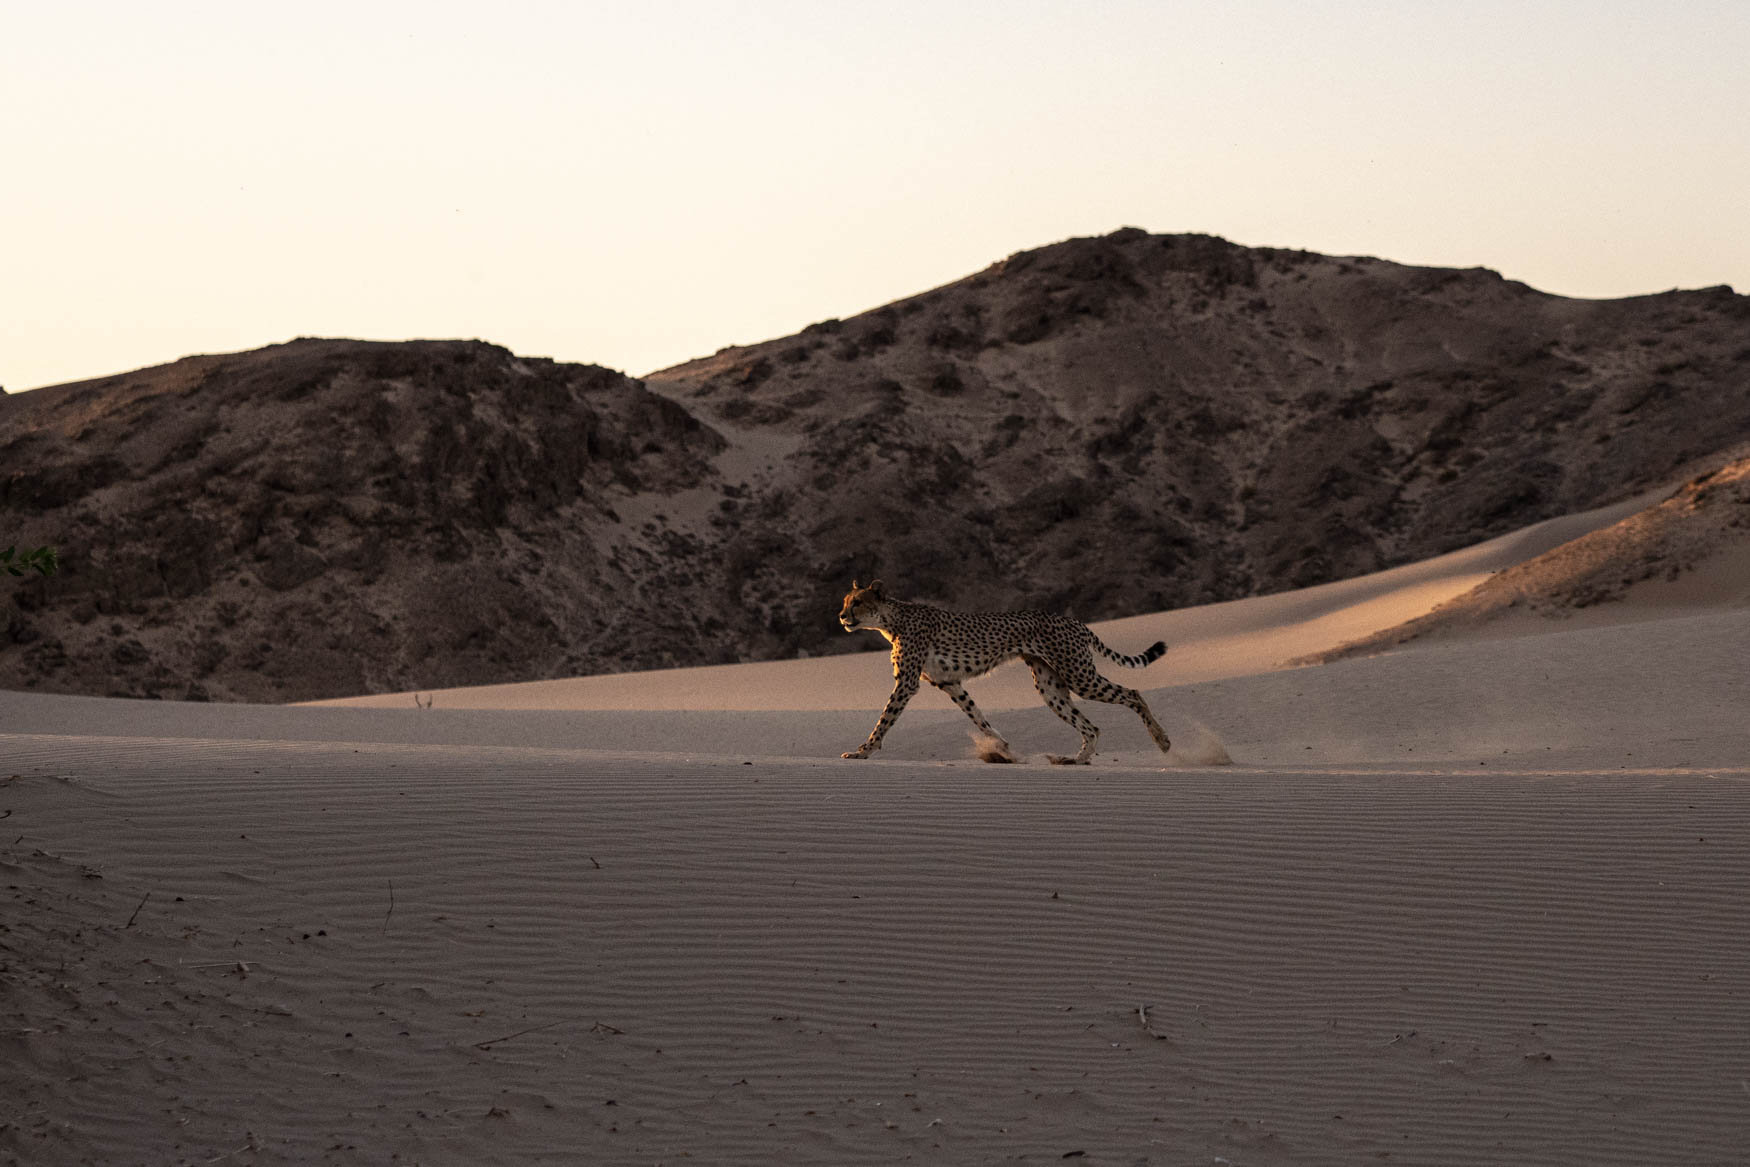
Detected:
left=1069, top=674, right=1173, bottom=757
left=1025, top=658, right=1099, bottom=765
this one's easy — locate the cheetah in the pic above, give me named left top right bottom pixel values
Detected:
left=837, top=579, right=1172, bottom=765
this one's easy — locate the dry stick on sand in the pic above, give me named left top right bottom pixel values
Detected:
left=474, top=1019, right=571, bottom=1050
left=382, top=878, right=394, bottom=934
left=473, top=1018, right=623, bottom=1049
left=1137, top=1003, right=1169, bottom=1041
left=125, top=890, right=151, bottom=928
left=205, top=1136, right=259, bottom=1164
left=186, top=961, right=254, bottom=978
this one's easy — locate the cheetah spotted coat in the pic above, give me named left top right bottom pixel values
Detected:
left=837, top=580, right=1172, bottom=765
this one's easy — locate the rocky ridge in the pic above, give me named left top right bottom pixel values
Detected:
left=1, top=340, right=724, bottom=700
left=4, top=230, right=1749, bottom=700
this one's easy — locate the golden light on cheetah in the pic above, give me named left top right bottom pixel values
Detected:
left=837, top=579, right=1174, bottom=764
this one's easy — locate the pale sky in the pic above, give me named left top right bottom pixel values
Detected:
left=4, top=0, right=1746, bottom=393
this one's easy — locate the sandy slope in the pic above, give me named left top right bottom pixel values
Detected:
left=1305, top=452, right=1750, bottom=664
left=4, top=509, right=1749, bottom=1165
left=308, top=488, right=1660, bottom=715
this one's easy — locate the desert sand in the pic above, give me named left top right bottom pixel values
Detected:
left=5, top=500, right=1749, bottom=1165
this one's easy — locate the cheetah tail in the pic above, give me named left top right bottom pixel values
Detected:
left=1091, top=635, right=1168, bottom=668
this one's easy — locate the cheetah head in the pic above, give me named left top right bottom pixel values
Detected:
left=839, top=579, right=891, bottom=633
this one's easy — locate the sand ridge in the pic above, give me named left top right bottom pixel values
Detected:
left=1307, top=451, right=1750, bottom=663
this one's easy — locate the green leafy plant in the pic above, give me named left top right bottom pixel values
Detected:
left=2, top=545, right=58, bottom=577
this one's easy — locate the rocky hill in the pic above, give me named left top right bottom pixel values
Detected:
left=4, top=230, right=1749, bottom=701
left=0, top=341, right=725, bottom=700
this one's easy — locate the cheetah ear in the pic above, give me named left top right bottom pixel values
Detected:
left=869, top=578, right=886, bottom=598
left=851, top=578, right=861, bottom=591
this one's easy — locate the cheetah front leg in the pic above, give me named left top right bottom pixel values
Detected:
left=930, top=679, right=1017, bottom=763
left=843, top=657, right=921, bottom=759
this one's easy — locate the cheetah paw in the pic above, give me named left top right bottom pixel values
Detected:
left=974, top=737, right=1018, bottom=764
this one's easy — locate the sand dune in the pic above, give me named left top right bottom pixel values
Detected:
left=1307, top=452, right=1750, bottom=663
left=5, top=507, right=1749, bottom=1164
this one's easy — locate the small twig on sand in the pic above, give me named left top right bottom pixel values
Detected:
left=382, top=879, right=394, bottom=934
left=1137, top=1003, right=1168, bottom=1041
left=126, top=890, right=152, bottom=928
left=474, top=1019, right=571, bottom=1049
left=187, top=961, right=253, bottom=974
left=206, top=1137, right=257, bottom=1164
